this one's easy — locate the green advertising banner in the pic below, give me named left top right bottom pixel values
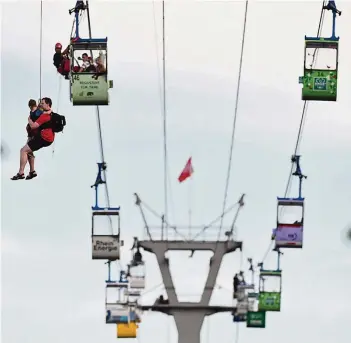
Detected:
left=258, top=292, right=281, bottom=312
left=301, top=69, right=337, bottom=101
left=247, top=311, right=266, bottom=328
left=71, top=73, right=109, bottom=105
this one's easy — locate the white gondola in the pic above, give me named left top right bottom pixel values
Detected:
left=91, top=163, right=121, bottom=261
left=129, top=264, right=146, bottom=289
left=237, top=283, right=255, bottom=291
left=92, top=209, right=121, bottom=260
left=235, top=283, right=255, bottom=316
left=235, top=283, right=254, bottom=300
left=247, top=292, right=259, bottom=312
left=106, top=304, right=130, bottom=323
left=105, top=282, right=130, bottom=324
left=236, top=297, right=249, bottom=315
left=126, top=289, right=142, bottom=297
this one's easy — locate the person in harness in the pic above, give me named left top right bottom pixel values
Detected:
left=26, top=99, right=44, bottom=179
left=11, top=97, right=66, bottom=180
left=53, top=43, right=71, bottom=79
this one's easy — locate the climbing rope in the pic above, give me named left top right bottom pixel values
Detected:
left=39, top=0, right=43, bottom=100
left=51, top=75, right=62, bottom=156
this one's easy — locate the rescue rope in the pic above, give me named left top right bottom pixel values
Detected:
left=260, top=0, right=327, bottom=265
left=51, top=75, right=62, bottom=156
left=52, top=16, right=77, bottom=158
left=39, top=0, right=43, bottom=99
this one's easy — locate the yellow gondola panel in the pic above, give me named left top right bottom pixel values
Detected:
left=117, top=322, right=139, bottom=338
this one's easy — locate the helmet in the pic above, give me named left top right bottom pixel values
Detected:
left=55, top=42, right=62, bottom=49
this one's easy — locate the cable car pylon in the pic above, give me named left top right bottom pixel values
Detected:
left=133, top=192, right=243, bottom=343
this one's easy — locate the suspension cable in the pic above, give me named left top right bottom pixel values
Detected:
left=39, top=0, right=43, bottom=100
left=85, top=1, right=113, bottom=233
left=260, top=0, right=326, bottom=264
left=161, top=0, right=169, bottom=239
left=217, top=0, right=249, bottom=241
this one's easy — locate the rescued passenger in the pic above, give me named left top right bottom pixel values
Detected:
left=25, top=99, right=44, bottom=179
left=11, top=98, right=55, bottom=180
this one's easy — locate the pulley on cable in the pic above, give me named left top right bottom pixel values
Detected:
left=68, top=1, right=113, bottom=105
left=299, top=0, right=341, bottom=101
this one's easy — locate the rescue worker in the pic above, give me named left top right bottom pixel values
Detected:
left=11, top=98, right=55, bottom=180
left=53, top=42, right=70, bottom=79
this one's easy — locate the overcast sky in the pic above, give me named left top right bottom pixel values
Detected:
left=1, top=1, right=351, bottom=343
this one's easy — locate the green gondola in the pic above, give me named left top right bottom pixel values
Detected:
left=299, top=1, right=341, bottom=101
left=258, top=269, right=282, bottom=312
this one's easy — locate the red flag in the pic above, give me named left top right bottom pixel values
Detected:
left=178, top=157, right=194, bottom=183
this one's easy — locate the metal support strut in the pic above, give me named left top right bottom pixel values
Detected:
left=105, top=261, right=127, bottom=283
left=323, top=1, right=341, bottom=39
left=105, top=260, right=113, bottom=282
left=91, top=162, right=120, bottom=211
left=69, top=1, right=86, bottom=39
left=291, top=155, right=307, bottom=199
left=276, top=249, right=283, bottom=270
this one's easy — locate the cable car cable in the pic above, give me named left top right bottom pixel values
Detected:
left=161, top=0, right=169, bottom=237
left=217, top=0, right=249, bottom=242
left=282, top=2, right=326, bottom=201
left=260, top=1, right=327, bottom=265
left=86, top=0, right=113, bottom=233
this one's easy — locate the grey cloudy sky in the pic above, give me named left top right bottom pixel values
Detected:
left=1, top=1, right=351, bottom=343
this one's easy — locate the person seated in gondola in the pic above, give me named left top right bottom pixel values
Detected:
left=78, top=53, right=95, bottom=72
left=92, top=56, right=106, bottom=80
left=86, top=57, right=96, bottom=72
